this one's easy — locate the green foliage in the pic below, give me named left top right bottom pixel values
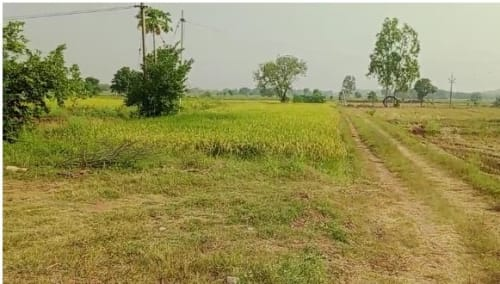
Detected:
left=254, top=55, right=307, bottom=102
left=292, top=95, right=325, bottom=103
left=367, top=17, right=420, bottom=98
left=367, top=91, right=378, bottom=105
left=339, top=75, right=356, bottom=103
left=3, top=21, right=87, bottom=142
left=137, top=8, right=172, bottom=58
left=238, top=87, right=251, bottom=95
left=84, top=76, right=101, bottom=95
left=111, top=66, right=141, bottom=95
left=354, top=91, right=362, bottom=99
left=293, top=90, right=326, bottom=103
left=413, top=78, right=437, bottom=106
left=125, top=45, right=193, bottom=116
left=470, top=92, right=482, bottom=106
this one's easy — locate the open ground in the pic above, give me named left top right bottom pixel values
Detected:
left=3, top=96, right=499, bottom=283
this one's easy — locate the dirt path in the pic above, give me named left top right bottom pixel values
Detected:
left=343, top=118, right=479, bottom=282
left=361, top=116, right=500, bottom=241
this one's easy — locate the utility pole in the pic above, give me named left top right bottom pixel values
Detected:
left=180, top=10, right=185, bottom=58
left=448, top=73, right=456, bottom=107
left=134, top=2, right=148, bottom=78
left=179, top=10, right=186, bottom=109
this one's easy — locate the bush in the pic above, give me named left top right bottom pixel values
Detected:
left=3, top=21, right=87, bottom=142
left=292, top=94, right=326, bottom=103
left=125, top=45, right=193, bottom=116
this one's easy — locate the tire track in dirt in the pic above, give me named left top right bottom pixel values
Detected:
left=343, top=118, right=477, bottom=283
left=361, top=116, right=500, bottom=241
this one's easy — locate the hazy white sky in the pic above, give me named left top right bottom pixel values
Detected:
left=3, top=3, right=500, bottom=92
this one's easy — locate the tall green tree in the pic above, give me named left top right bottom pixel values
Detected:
left=413, top=78, right=437, bottom=106
left=339, top=75, right=356, bottom=105
left=85, top=76, right=101, bottom=95
left=3, top=21, right=87, bottom=142
left=111, top=67, right=140, bottom=95
left=137, top=8, right=172, bottom=61
left=125, top=44, right=193, bottom=116
left=367, top=17, right=420, bottom=98
left=253, top=55, right=307, bottom=103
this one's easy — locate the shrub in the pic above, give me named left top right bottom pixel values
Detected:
left=125, top=45, right=194, bottom=116
left=292, top=94, right=326, bottom=103
left=3, top=21, right=87, bottom=142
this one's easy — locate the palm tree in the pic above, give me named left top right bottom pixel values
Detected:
left=137, top=8, right=172, bottom=61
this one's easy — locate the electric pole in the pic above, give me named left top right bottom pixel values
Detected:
left=180, top=10, right=185, bottom=58
left=448, top=73, right=456, bottom=107
left=134, top=2, right=148, bottom=78
left=179, top=10, right=186, bottom=109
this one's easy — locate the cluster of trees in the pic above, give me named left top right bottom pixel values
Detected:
left=251, top=17, right=436, bottom=105
left=349, top=17, right=441, bottom=107
left=3, top=21, right=92, bottom=142
left=3, top=6, right=193, bottom=142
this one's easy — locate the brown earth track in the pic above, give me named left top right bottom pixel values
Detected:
left=343, top=118, right=479, bottom=283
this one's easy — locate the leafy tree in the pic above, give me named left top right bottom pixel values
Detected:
left=239, top=87, right=251, bottom=95
left=339, top=75, right=356, bottom=105
left=85, top=76, right=101, bottom=95
left=354, top=91, right=362, bottom=99
left=111, top=67, right=140, bottom=95
left=303, top=88, right=311, bottom=95
left=137, top=8, right=172, bottom=60
left=253, top=55, right=307, bottom=102
left=312, top=89, right=322, bottom=96
left=367, top=91, right=378, bottom=106
left=3, top=21, right=86, bottom=142
left=125, top=44, right=193, bottom=116
left=413, top=78, right=437, bottom=106
left=470, top=92, right=482, bottom=106
left=367, top=17, right=420, bottom=98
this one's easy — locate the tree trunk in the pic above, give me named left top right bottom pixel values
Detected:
left=280, top=90, right=287, bottom=103
left=152, top=34, right=156, bottom=62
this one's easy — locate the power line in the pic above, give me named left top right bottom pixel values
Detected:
left=5, top=5, right=135, bottom=21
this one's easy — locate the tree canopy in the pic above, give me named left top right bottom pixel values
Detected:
left=339, top=75, right=356, bottom=105
left=111, top=67, right=140, bottom=95
left=253, top=55, right=307, bottom=102
left=3, top=21, right=87, bottom=142
left=413, top=78, right=437, bottom=106
left=137, top=8, right=172, bottom=60
left=85, top=77, right=101, bottom=95
left=124, top=44, right=193, bottom=116
left=367, top=17, right=420, bottom=98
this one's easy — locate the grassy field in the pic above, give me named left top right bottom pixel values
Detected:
left=3, top=97, right=357, bottom=282
left=3, top=96, right=500, bottom=282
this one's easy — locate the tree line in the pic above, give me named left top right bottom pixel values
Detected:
left=4, top=10, right=499, bottom=142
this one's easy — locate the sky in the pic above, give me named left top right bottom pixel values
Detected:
left=3, top=2, right=500, bottom=92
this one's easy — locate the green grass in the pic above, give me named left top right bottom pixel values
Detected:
left=3, top=97, right=352, bottom=282
left=5, top=98, right=349, bottom=177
